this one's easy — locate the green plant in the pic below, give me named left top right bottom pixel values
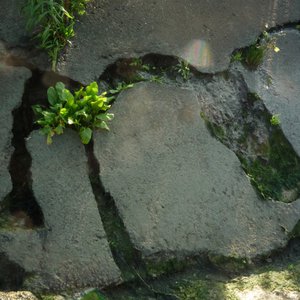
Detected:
left=243, top=44, right=266, bottom=69
left=175, top=59, right=191, bottom=80
left=231, top=50, right=243, bottom=63
left=23, top=0, right=90, bottom=70
left=129, top=58, right=151, bottom=71
left=270, top=114, right=280, bottom=126
left=150, top=75, right=163, bottom=83
left=80, top=289, right=106, bottom=300
left=33, top=81, right=116, bottom=145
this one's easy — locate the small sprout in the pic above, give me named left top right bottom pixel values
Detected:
left=244, top=44, right=266, bottom=69
left=231, top=51, right=243, bottom=62
left=175, top=59, right=191, bottom=81
left=270, top=114, right=281, bottom=126
left=150, top=75, right=163, bottom=83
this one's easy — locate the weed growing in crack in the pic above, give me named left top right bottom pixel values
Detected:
left=231, top=31, right=280, bottom=69
left=22, top=0, right=90, bottom=70
left=175, top=59, right=191, bottom=81
left=33, top=81, right=133, bottom=144
left=270, top=114, right=281, bottom=126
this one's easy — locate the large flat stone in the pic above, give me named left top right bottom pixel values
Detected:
left=58, top=0, right=300, bottom=83
left=0, top=63, right=31, bottom=202
left=94, top=82, right=300, bottom=258
left=0, top=130, right=121, bottom=291
left=237, top=29, right=300, bottom=157
left=0, top=0, right=28, bottom=47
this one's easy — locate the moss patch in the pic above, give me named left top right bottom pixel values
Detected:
left=174, top=261, right=300, bottom=300
left=176, top=279, right=227, bottom=300
left=80, top=290, right=106, bottom=300
left=145, top=256, right=188, bottom=278
left=243, top=127, right=300, bottom=201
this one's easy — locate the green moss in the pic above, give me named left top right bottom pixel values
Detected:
left=145, top=257, right=187, bottom=278
left=176, top=279, right=227, bottom=300
left=247, top=92, right=261, bottom=105
left=242, top=125, right=300, bottom=201
left=208, top=255, right=249, bottom=274
left=226, top=262, right=300, bottom=295
left=243, top=44, right=266, bottom=69
left=174, top=261, right=300, bottom=300
left=80, top=290, right=106, bottom=300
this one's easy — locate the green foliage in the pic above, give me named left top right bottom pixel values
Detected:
left=22, top=0, right=90, bottom=70
left=129, top=58, right=151, bottom=72
left=243, top=44, right=266, bottom=69
left=80, top=289, right=106, bottom=300
left=150, top=75, right=163, bottom=83
left=243, top=129, right=300, bottom=201
left=270, top=114, right=280, bottom=126
left=33, top=81, right=119, bottom=145
left=70, top=0, right=90, bottom=15
left=231, top=51, right=243, bottom=63
left=175, top=59, right=191, bottom=81
left=145, top=257, right=187, bottom=278
left=231, top=32, right=280, bottom=69
left=176, top=279, right=226, bottom=300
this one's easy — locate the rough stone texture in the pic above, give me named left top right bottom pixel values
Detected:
left=94, top=82, right=300, bottom=258
left=0, top=130, right=121, bottom=291
left=0, top=0, right=28, bottom=47
left=0, top=291, right=38, bottom=300
left=235, top=287, right=300, bottom=300
left=58, top=0, right=300, bottom=83
left=0, top=63, right=31, bottom=202
left=237, top=29, right=300, bottom=157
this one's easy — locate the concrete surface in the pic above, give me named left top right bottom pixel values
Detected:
left=58, top=0, right=300, bottom=83
left=0, top=130, right=121, bottom=291
left=94, top=82, right=300, bottom=258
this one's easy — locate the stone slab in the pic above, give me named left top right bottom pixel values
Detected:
left=58, top=0, right=300, bottom=83
left=0, top=130, right=121, bottom=291
left=0, top=0, right=28, bottom=47
left=237, top=29, right=300, bottom=157
left=0, top=63, right=31, bottom=202
left=94, top=82, right=300, bottom=259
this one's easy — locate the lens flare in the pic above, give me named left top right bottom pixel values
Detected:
left=181, top=39, right=212, bottom=68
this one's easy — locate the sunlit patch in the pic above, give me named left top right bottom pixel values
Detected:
left=181, top=39, right=212, bottom=68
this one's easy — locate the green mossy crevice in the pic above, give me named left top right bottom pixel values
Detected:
left=85, top=139, right=145, bottom=282
left=202, top=89, right=300, bottom=202
left=242, top=121, right=300, bottom=202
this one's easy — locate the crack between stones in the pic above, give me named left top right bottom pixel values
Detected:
left=1, top=70, right=44, bottom=229
left=84, top=139, right=146, bottom=278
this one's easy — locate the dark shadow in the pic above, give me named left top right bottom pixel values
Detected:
left=0, top=253, right=26, bottom=290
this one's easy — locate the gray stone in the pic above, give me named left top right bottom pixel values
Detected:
left=58, top=0, right=300, bottom=83
left=0, top=130, right=121, bottom=291
left=0, top=0, right=28, bottom=47
left=237, top=29, right=300, bottom=157
left=94, top=82, right=300, bottom=258
left=0, top=63, right=31, bottom=202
